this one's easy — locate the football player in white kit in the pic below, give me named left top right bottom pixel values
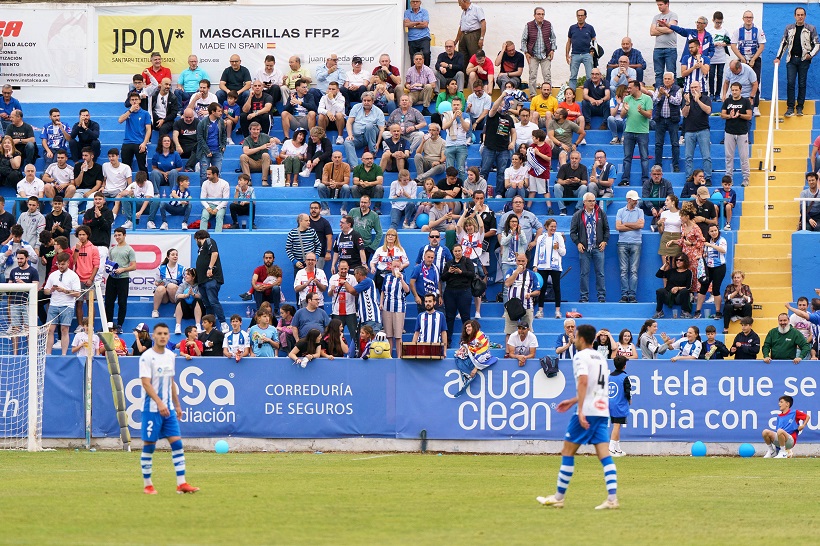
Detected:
left=537, top=323, right=619, bottom=510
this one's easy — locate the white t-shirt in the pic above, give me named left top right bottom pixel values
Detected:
left=515, top=121, right=538, bottom=145
left=189, top=92, right=219, bottom=119
left=504, top=165, right=528, bottom=187
left=346, top=71, right=370, bottom=87
left=790, top=313, right=812, bottom=341
left=223, top=329, right=250, bottom=354
left=139, top=347, right=176, bottom=413
left=44, top=163, right=74, bottom=185
left=44, top=268, right=81, bottom=307
left=572, top=347, right=609, bottom=417
left=507, top=331, right=539, bottom=355
left=125, top=181, right=155, bottom=199
left=72, top=331, right=100, bottom=358
left=328, top=273, right=357, bottom=315
left=294, top=267, right=328, bottom=307
left=17, top=177, right=44, bottom=197
left=281, top=139, right=307, bottom=157
left=255, top=67, right=284, bottom=89
left=102, top=162, right=132, bottom=194
left=660, top=209, right=681, bottom=232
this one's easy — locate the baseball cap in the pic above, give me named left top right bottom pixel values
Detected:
left=135, top=322, right=149, bottom=333
left=517, top=320, right=530, bottom=329
left=696, top=186, right=710, bottom=197
left=625, top=190, right=639, bottom=200
left=351, top=56, right=363, bottom=64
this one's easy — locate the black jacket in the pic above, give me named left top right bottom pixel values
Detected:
left=151, top=89, right=180, bottom=125
left=441, top=257, right=475, bottom=291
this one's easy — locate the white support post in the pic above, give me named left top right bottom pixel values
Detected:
left=26, top=283, right=38, bottom=452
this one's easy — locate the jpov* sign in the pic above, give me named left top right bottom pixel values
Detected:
left=97, top=15, right=192, bottom=75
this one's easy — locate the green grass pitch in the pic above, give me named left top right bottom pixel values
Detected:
left=2, top=450, right=820, bottom=545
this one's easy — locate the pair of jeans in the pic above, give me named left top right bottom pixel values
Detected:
left=581, top=100, right=609, bottom=123
left=159, top=203, right=192, bottom=224
left=479, top=148, right=511, bottom=197
left=443, top=287, right=472, bottom=345
left=653, top=48, right=678, bottom=89
left=122, top=198, right=151, bottom=222
left=199, top=278, right=226, bottom=324
left=620, top=132, right=649, bottom=184
left=607, top=116, right=625, bottom=140
left=786, top=56, right=811, bottom=108
left=390, top=203, right=417, bottom=228
left=684, top=128, right=712, bottom=181
left=579, top=247, right=606, bottom=301
left=445, top=144, right=468, bottom=181
left=343, top=125, right=380, bottom=167
left=553, top=183, right=587, bottom=212
left=200, top=206, right=226, bottom=232
left=568, top=53, right=592, bottom=90
left=617, top=242, right=641, bottom=299
left=198, top=150, right=223, bottom=184
left=230, top=202, right=255, bottom=225
left=254, top=285, right=281, bottom=315
left=654, top=117, right=679, bottom=169
left=149, top=169, right=179, bottom=194
left=317, top=184, right=353, bottom=212
left=505, top=186, right=528, bottom=200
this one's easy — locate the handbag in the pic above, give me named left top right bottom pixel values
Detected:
left=368, top=331, right=392, bottom=359
left=471, top=275, right=487, bottom=298
left=505, top=297, right=526, bottom=321
left=696, top=257, right=708, bottom=285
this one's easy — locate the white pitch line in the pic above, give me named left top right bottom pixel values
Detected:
left=351, top=454, right=396, bottom=461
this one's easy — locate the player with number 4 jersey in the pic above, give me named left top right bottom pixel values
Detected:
left=537, top=324, right=619, bottom=510
left=139, top=322, right=199, bottom=495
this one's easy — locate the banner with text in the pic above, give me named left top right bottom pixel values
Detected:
left=95, top=4, right=401, bottom=82
left=0, top=8, right=88, bottom=87
left=36, top=358, right=819, bottom=443
left=126, top=233, right=192, bottom=297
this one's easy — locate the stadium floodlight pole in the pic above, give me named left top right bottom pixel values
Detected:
left=25, top=283, right=38, bottom=452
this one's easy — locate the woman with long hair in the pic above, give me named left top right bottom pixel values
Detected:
left=379, top=260, right=410, bottom=357
left=533, top=218, right=565, bottom=319
left=607, top=84, right=628, bottom=144
left=558, top=87, right=585, bottom=144
left=498, top=213, right=527, bottom=301
left=666, top=202, right=705, bottom=293
left=0, top=135, right=22, bottom=188
left=695, top=224, right=727, bottom=318
left=152, top=248, right=185, bottom=318
left=616, top=329, right=637, bottom=359
left=454, top=319, right=498, bottom=383
left=663, top=325, right=702, bottom=362
left=657, top=193, right=681, bottom=269
left=654, top=253, right=693, bottom=318
left=456, top=209, right=486, bottom=316
left=721, top=270, right=753, bottom=334
left=369, top=228, right=409, bottom=290
left=150, top=134, right=184, bottom=194
left=279, top=128, right=308, bottom=186
left=413, top=177, right=437, bottom=226
left=321, top=319, right=349, bottom=360
left=462, top=166, right=487, bottom=199
left=289, top=328, right=322, bottom=366
left=174, top=268, right=205, bottom=335
left=638, top=319, right=668, bottom=359
left=431, top=78, right=465, bottom=126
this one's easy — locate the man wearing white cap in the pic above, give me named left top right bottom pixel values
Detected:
left=615, top=190, right=644, bottom=303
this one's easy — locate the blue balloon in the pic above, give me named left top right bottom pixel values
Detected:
left=738, top=443, right=755, bottom=458
left=416, top=213, right=430, bottom=228
left=215, top=440, right=230, bottom=454
left=691, top=441, right=707, bottom=457
left=437, top=101, right=453, bottom=115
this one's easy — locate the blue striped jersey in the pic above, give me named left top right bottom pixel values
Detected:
left=139, top=347, right=177, bottom=413
left=415, top=310, right=446, bottom=343
left=381, top=272, right=407, bottom=313
left=354, top=276, right=381, bottom=324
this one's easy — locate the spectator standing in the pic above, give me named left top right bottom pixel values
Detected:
left=615, top=190, right=644, bottom=303
left=652, top=72, right=682, bottom=173
left=441, top=243, right=475, bottom=340
left=442, top=98, right=470, bottom=181
left=620, top=81, right=652, bottom=186
left=44, top=253, right=80, bottom=355
left=721, top=82, right=752, bottom=187
left=118, top=93, right=152, bottom=173
left=695, top=224, right=727, bottom=318
left=409, top=248, right=443, bottom=307
left=532, top=218, right=565, bottom=319
left=650, top=0, right=679, bottom=89
left=565, top=9, right=596, bottom=91
left=294, top=252, right=328, bottom=309
left=194, top=229, right=228, bottom=333
left=708, top=12, right=731, bottom=102
left=328, top=261, right=358, bottom=338
left=286, top=213, right=321, bottom=277
left=172, top=109, right=200, bottom=171
left=503, top=252, right=541, bottom=345
left=82, top=192, right=113, bottom=270
left=196, top=103, right=227, bottom=184
left=774, top=7, right=819, bottom=118
left=480, top=94, right=516, bottom=197
left=104, top=227, right=137, bottom=333
left=350, top=196, right=383, bottom=261
left=17, top=196, right=45, bottom=253
left=404, top=0, right=432, bottom=66
left=681, top=80, right=712, bottom=183
left=308, top=201, right=333, bottom=271
left=730, top=11, right=765, bottom=110
left=522, top=7, right=557, bottom=93
left=570, top=192, right=609, bottom=302
left=454, top=0, right=486, bottom=63
left=412, top=293, right=448, bottom=346
left=379, top=260, right=410, bottom=356
left=332, top=216, right=367, bottom=273
left=72, top=225, right=99, bottom=330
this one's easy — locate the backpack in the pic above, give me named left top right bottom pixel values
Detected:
left=539, top=355, right=559, bottom=378
left=471, top=275, right=487, bottom=298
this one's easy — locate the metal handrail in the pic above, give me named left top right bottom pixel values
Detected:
left=795, top=196, right=820, bottom=231
left=763, top=63, right=779, bottom=232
